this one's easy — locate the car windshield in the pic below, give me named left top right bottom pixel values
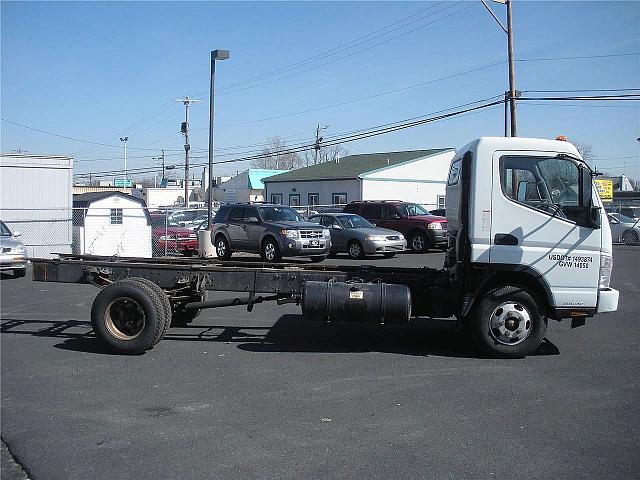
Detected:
left=0, top=221, right=11, bottom=236
left=150, top=216, right=181, bottom=227
left=397, top=203, right=430, bottom=217
left=259, top=207, right=302, bottom=222
left=338, top=215, right=373, bottom=229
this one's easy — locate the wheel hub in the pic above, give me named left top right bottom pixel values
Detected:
left=489, top=302, right=532, bottom=345
left=105, top=297, right=146, bottom=341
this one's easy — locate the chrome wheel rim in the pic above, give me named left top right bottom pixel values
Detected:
left=412, top=235, right=425, bottom=251
left=489, top=301, right=532, bottom=345
left=104, top=297, right=145, bottom=341
left=216, top=239, right=226, bottom=256
left=349, top=242, right=361, bottom=258
left=264, top=242, right=276, bottom=261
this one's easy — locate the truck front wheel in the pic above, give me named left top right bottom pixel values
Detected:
left=469, top=285, right=547, bottom=358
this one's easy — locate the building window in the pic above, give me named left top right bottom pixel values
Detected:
left=332, top=193, right=347, bottom=205
left=289, top=194, right=301, bottom=206
left=271, top=194, right=283, bottom=204
left=308, top=193, right=319, bottom=206
left=437, top=195, right=446, bottom=210
left=110, top=208, right=123, bottom=225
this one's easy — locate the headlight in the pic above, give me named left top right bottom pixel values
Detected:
left=599, top=254, right=613, bottom=289
left=13, top=245, right=26, bottom=254
left=366, top=235, right=386, bottom=241
left=158, top=235, right=169, bottom=241
left=189, top=234, right=197, bottom=239
left=427, top=222, right=443, bottom=230
left=322, top=229, right=331, bottom=237
left=281, top=229, right=299, bottom=239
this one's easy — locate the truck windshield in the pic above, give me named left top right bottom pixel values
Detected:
left=397, top=203, right=430, bottom=217
left=259, top=207, right=302, bottom=222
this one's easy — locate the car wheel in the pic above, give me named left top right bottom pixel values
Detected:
left=347, top=240, right=365, bottom=259
left=261, top=237, right=282, bottom=262
left=215, top=235, right=232, bottom=260
left=469, top=285, right=547, bottom=358
left=409, top=231, right=430, bottom=253
left=622, top=230, right=639, bottom=245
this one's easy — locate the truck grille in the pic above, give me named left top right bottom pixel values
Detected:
left=299, top=230, right=324, bottom=239
left=1, top=247, right=11, bottom=253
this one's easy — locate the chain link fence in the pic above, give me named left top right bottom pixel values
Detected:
left=604, top=199, right=640, bottom=245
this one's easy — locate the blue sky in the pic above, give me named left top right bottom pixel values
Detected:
left=1, top=1, right=638, bottom=181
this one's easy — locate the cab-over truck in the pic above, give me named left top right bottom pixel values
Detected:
left=31, top=137, right=619, bottom=358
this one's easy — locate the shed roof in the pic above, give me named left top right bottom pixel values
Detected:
left=262, top=149, right=452, bottom=183
left=247, top=169, right=289, bottom=189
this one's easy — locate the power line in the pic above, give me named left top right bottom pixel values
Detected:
left=517, top=52, right=640, bottom=62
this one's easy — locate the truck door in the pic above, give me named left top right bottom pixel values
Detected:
left=226, top=207, right=246, bottom=249
left=490, top=152, right=601, bottom=309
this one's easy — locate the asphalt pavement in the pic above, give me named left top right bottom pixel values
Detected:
left=1, top=247, right=639, bottom=479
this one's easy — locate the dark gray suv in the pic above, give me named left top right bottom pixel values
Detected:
left=211, top=204, right=331, bottom=262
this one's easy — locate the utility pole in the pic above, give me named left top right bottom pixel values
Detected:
left=313, top=124, right=329, bottom=165
left=160, top=149, right=165, bottom=180
left=506, top=0, right=517, bottom=137
left=119, top=137, right=128, bottom=181
left=176, top=97, right=202, bottom=207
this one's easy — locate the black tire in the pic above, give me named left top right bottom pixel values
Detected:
left=215, top=235, right=232, bottom=260
left=382, top=253, right=396, bottom=258
left=469, top=285, right=547, bottom=358
left=118, top=277, right=172, bottom=338
left=91, top=280, right=169, bottom=354
left=13, top=268, right=26, bottom=278
left=408, top=231, right=430, bottom=253
left=171, top=291, right=207, bottom=326
left=261, top=237, right=282, bottom=262
left=347, top=240, right=365, bottom=259
left=622, top=230, right=639, bottom=245
left=309, top=255, right=326, bottom=263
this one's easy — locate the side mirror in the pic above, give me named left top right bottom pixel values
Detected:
left=332, top=224, right=342, bottom=230
left=13, top=231, right=21, bottom=238
left=247, top=217, right=260, bottom=224
left=371, top=223, right=377, bottom=227
left=590, top=207, right=602, bottom=229
left=581, top=168, right=593, bottom=207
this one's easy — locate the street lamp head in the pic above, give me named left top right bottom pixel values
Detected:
left=212, top=49, right=230, bottom=60
left=120, top=137, right=128, bottom=142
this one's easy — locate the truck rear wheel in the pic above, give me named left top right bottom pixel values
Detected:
left=469, top=285, right=547, bottom=358
left=118, top=277, right=172, bottom=338
left=91, top=280, right=169, bottom=354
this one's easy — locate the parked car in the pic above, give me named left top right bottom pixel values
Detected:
left=0, top=220, right=27, bottom=277
left=607, top=213, right=640, bottom=245
left=308, top=213, right=406, bottom=259
left=149, top=214, right=198, bottom=256
left=605, top=206, right=640, bottom=221
left=211, top=204, right=331, bottom=262
left=342, top=201, right=447, bottom=252
left=168, top=209, right=208, bottom=227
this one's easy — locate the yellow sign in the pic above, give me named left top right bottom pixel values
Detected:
left=594, top=179, right=613, bottom=202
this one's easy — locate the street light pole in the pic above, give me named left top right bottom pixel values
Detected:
left=120, top=137, right=128, bottom=181
left=202, top=49, right=230, bottom=258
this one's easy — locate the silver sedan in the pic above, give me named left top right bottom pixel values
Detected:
left=0, top=220, right=27, bottom=277
left=309, top=213, right=406, bottom=259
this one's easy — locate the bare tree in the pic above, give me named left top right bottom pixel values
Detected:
left=302, top=144, right=349, bottom=166
left=252, top=136, right=303, bottom=170
left=571, top=141, right=595, bottom=165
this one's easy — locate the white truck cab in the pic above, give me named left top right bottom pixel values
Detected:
left=446, top=137, right=618, bottom=356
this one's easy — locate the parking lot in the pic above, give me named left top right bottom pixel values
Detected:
left=1, top=247, right=639, bottom=479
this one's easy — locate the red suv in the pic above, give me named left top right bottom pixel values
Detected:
left=150, top=214, right=198, bottom=256
left=342, top=201, right=447, bottom=253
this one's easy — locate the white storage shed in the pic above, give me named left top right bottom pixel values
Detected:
left=73, top=192, right=152, bottom=257
left=263, top=149, right=455, bottom=209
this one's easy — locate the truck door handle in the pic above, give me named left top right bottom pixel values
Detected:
left=494, top=233, right=519, bottom=246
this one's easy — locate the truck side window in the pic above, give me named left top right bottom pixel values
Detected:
left=500, top=156, right=582, bottom=221
left=361, top=204, right=382, bottom=219
left=228, top=207, right=243, bottom=222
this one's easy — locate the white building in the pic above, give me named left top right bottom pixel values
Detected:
left=263, top=149, right=455, bottom=209
left=217, top=169, right=288, bottom=204
left=73, top=192, right=152, bottom=257
left=0, top=153, right=73, bottom=258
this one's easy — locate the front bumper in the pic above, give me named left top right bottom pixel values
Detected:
left=428, top=229, right=448, bottom=246
left=362, top=238, right=407, bottom=254
left=0, top=254, right=27, bottom=271
left=597, top=288, right=619, bottom=313
left=281, top=237, right=331, bottom=257
left=158, top=238, right=199, bottom=253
